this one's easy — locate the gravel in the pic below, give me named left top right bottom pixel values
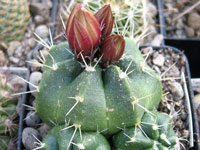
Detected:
left=164, top=0, right=200, bottom=38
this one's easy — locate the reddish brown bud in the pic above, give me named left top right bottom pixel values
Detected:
left=100, top=35, right=125, bottom=66
left=95, top=4, right=114, bottom=38
left=66, top=4, right=101, bottom=58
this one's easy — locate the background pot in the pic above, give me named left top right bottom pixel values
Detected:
left=157, top=0, right=200, bottom=78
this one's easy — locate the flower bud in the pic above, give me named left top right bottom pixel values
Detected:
left=95, top=5, right=114, bottom=38
left=66, top=4, right=101, bottom=58
left=100, top=35, right=125, bottom=66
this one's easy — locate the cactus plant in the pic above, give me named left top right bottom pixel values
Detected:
left=36, top=37, right=163, bottom=134
left=33, top=3, right=179, bottom=150
left=0, top=0, right=30, bottom=45
left=0, top=74, right=18, bottom=148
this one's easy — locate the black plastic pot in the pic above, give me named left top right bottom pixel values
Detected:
left=140, top=45, right=200, bottom=150
left=157, top=0, right=200, bottom=78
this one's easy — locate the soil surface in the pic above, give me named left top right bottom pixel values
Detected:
left=164, top=0, right=200, bottom=38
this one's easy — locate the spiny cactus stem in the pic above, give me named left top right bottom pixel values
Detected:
left=65, top=48, right=74, bottom=56
left=152, top=124, right=159, bottom=130
left=12, top=76, right=40, bottom=96
left=67, top=126, right=78, bottom=150
left=23, top=104, right=35, bottom=111
left=123, top=132, right=136, bottom=143
left=60, top=124, right=75, bottom=131
left=160, top=133, right=171, bottom=145
left=32, top=135, right=45, bottom=150
left=27, top=60, right=57, bottom=71
left=140, top=122, right=159, bottom=130
left=119, top=59, right=135, bottom=80
left=34, top=33, right=52, bottom=50
left=138, top=124, right=151, bottom=141
left=65, top=96, right=84, bottom=117
left=80, top=53, right=95, bottom=72
left=72, top=142, right=85, bottom=150
left=136, top=103, right=155, bottom=117
left=60, top=15, right=66, bottom=30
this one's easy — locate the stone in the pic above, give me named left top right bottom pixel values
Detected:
left=29, top=72, right=42, bottom=97
left=193, top=94, right=200, bottom=105
left=37, top=123, right=50, bottom=138
left=7, top=41, right=21, bottom=56
left=176, top=19, right=184, bottom=29
left=187, top=12, right=200, bottom=30
left=22, top=127, right=40, bottom=150
left=169, top=82, right=184, bottom=101
left=0, top=51, right=7, bottom=66
left=146, top=1, right=157, bottom=18
left=28, top=38, right=36, bottom=48
left=167, top=66, right=180, bottom=77
left=34, top=15, right=45, bottom=25
left=35, top=25, right=49, bottom=39
left=9, top=56, right=20, bottom=64
left=151, top=34, right=164, bottom=46
left=25, top=111, right=41, bottom=127
left=185, top=26, right=195, bottom=37
left=153, top=53, right=165, bottom=66
left=14, top=46, right=23, bottom=57
left=29, top=2, right=50, bottom=19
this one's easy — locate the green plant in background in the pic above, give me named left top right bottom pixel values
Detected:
left=31, top=3, right=179, bottom=150
left=0, top=0, right=30, bottom=47
left=0, top=74, right=18, bottom=149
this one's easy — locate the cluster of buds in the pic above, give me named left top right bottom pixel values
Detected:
left=66, top=3, right=125, bottom=67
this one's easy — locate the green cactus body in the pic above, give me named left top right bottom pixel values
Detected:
left=42, top=125, right=111, bottom=150
left=36, top=37, right=162, bottom=135
left=112, top=112, right=178, bottom=150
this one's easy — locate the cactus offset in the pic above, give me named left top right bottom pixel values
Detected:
left=42, top=125, right=111, bottom=150
left=112, top=112, right=178, bottom=150
left=0, top=0, right=30, bottom=45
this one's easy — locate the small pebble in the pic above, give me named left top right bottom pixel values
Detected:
left=22, top=127, right=40, bottom=150
left=7, top=41, right=21, bottom=56
left=185, top=26, right=195, bottom=37
left=151, top=34, right=163, bottom=46
left=25, top=111, right=41, bottom=127
left=169, top=82, right=184, bottom=101
left=34, top=15, right=45, bottom=25
left=187, top=12, right=200, bottom=30
left=28, top=38, right=36, bottom=48
left=29, top=72, right=42, bottom=97
left=167, top=66, right=180, bottom=77
left=37, top=123, right=50, bottom=138
left=0, top=51, right=7, bottom=66
left=193, top=94, right=200, bottom=106
left=153, top=54, right=165, bottom=66
left=35, top=25, right=49, bottom=38
left=9, top=56, right=20, bottom=64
